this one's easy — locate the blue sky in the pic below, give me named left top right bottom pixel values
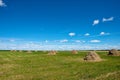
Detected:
left=0, top=0, right=120, bottom=50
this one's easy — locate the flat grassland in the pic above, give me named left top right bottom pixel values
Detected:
left=0, top=51, right=120, bottom=80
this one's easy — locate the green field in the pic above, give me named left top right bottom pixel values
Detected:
left=0, top=51, right=120, bottom=80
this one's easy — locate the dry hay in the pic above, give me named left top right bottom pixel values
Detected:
left=10, top=50, right=17, bottom=52
left=34, top=50, right=38, bottom=52
left=108, top=49, right=120, bottom=56
left=95, top=71, right=120, bottom=80
left=19, top=50, right=22, bottom=52
left=27, top=50, right=32, bottom=53
left=10, top=50, right=13, bottom=52
left=43, top=50, right=47, bottom=53
left=71, top=50, right=78, bottom=54
left=84, top=51, right=102, bottom=61
left=47, top=50, right=56, bottom=55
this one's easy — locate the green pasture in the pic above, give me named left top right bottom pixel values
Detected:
left=0, top=50, right=120, bottom=80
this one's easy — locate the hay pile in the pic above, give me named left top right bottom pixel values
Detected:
left=10, top=50, right=13, bottom=52
left=43, top=50, right=47, bottom=53
left=84, top=51, right=102, bottom=61
left=35, top=50, right=38, bottom=52
left=71, top=50, right=78, bottom=54
left=27, top=50, right=32, bottom=53
left=19, top=50, right=22, bottom=52
left=11, top=50, right=17, bottom=52
left=108, top=49, right=120, bottom=56
left=48, top=50, right=56, bottom=55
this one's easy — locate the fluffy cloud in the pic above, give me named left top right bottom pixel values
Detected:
left=60, top=39, right=68, bottom=43
left=93, top=20, right=99, bottom=26
left=0, top=0, right=6, bottom=7
left=0, top=40, right=120, bottom=50
left=100, top=32, right=105, bottom=35
left=9, top=39, right=15, bottom=42
left=45, top=40, right=48, bottom=43
left=100, top=32, right=110, bottom=36
left=92, top=17, right=114, bottom=26
left=84, top=33, right=90, bottom=36
left=75, top=40, right=81, bottom=43
left=69, top=32, right=76, bottom=37
left=90, top=40, right=101, bottom=43
left=103, top=17, right=114, bottom=22
left=75, top=40, right=86, bottom=43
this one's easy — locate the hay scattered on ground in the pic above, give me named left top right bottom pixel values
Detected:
left=95, top=71, right=120, bottom=80
left=84, top=51, right=102, bottom=61
left=108, top=49, right=120, bottom=56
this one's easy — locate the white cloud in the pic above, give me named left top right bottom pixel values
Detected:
left=100, top=32, right=105, bottom=35
left=75, top=40, right=81, bottom=43
left=0, top=40, right=120, bottom=50
left=82, top=41, right=86, bottom=43
left=74, top=40, right=86, bottom=43
left=69, top=32, right=76, bottom=37
left=100, top=32, right=110, bottom=36
left=60, top=39, right=68, bottom=43
left=9, top=39, right=15, bottom=42
left=90, top=40, right=101, bottom=43
left=93, top=19, right=99, bottom=26
left=45, top=40, right=48, bottom=43
left=0, top=0, right=6, bottom=7
left=103, top=17, right=114, bottom=22
left=85, top=33, right=90, bottom=36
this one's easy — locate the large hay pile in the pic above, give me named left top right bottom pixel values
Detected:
left=108, top=49, right=120, bottom=56
left=84, top=51, right=102, bottom=61
left=48, top=50, right=56, bottom=55
left=71, top=50, right=78, bottom=54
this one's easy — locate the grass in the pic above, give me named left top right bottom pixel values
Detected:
left=0, top=50, right=120, bottom=80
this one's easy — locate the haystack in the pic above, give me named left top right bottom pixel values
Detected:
left=19, top=50, right=22, bottom=52
left=84, top=51, right=101, bottom=61
left=11, top=50, right=16, bottom=52
left=48, top=50, right=56, bottom=55
left=71, top=50, right=78, bottom=54
left=10, top=50, right=13, bottom=52
left=43, top=50, right=47, bottom=53
left=27, top=50, right=32, bottom=53
left=34, top=50, right=38, bottom=52
left=108, top=49, right=120, bottom=56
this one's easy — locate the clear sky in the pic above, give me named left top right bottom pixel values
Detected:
left=0, top=0, right=120, bottom=50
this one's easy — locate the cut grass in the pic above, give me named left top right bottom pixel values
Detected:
left=0, top=51, right=120, bottom=80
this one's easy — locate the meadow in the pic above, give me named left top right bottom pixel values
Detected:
left=0, top=50, right=120, bottom=80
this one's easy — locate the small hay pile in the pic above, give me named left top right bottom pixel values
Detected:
left=10, top=50, right=17, bottom=52
left=108, top=49, right=120, bottom=56
left=19, top=50, right=22, bottom=52
left=48, top=50, right=56, bottom=55
left=34, top=50, right=38, bottom=52
left=84, top=51, right=102, bottom=61
left=71, top=50, right=78, bottom=54
left=27, top=50, right=32, bottom=53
